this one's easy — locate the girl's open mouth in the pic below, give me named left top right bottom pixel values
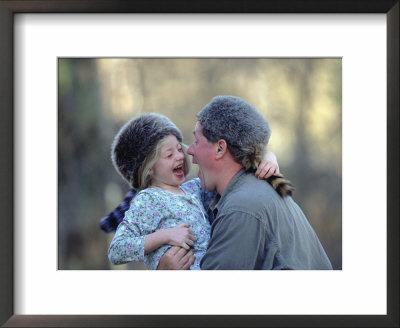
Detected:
left=173, top=164, right=184, bottom=178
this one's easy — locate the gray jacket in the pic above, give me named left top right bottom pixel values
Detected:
left=200, top=170, right=333, bottom=270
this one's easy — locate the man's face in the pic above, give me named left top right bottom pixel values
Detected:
left=187, top=122, right=217, bottom=191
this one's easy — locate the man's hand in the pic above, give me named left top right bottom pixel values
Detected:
left=157, top=246, right=195, bottom=270
left=166, top=223, right=195, bottom=250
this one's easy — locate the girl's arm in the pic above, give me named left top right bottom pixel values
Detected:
left=109, top=220, right=195, bottom=265
left=107, top=216, right=146, bottom=265
left=108, top=192, right=157, bottom=265
left=108, top=193, right=196, bottom=265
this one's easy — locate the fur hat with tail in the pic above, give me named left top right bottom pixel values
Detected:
left=267, top=175, right=295, bottom=197
left=111, top=113, right=183, bottom=189
left=198, top=95, right=294, bottom=197
left=197, top=95, right=271, bottom=170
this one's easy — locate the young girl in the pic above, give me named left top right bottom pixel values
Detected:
left=107, top=113, right=280, bottom=270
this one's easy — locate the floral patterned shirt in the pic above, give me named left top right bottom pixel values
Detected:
left=108, top=178, right=216, bottom=270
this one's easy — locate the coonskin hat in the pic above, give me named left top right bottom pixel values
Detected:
left=111, top=113, right=183, bottom=189
left=197, top=95, right=271, bottom=170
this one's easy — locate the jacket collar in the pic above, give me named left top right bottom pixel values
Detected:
left=209, top=169, right=246, bottom=214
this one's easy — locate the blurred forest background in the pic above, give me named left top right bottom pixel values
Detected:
left=58, top=58, right=342, bottom=270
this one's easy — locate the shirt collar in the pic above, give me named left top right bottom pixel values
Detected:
left=209, top=169, right=246, bottom=213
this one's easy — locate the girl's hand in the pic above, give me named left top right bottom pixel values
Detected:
left=255, top=151, right=280, bottom=179
left=166, top=223, right=195, bottom=250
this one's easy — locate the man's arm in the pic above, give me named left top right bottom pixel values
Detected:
left=157, top=246, right=195, bottom=270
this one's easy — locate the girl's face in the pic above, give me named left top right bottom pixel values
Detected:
left=149, top=135, right=186, bottom=191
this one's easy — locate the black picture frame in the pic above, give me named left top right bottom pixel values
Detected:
left=0, top=1, right=398, bottom=327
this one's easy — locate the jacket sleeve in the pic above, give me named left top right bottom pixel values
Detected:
left=107, top=192, right=155, bottom=265
left=200, top=211, right=267, bottom=270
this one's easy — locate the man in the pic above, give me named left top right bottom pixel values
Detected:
left=158, top=95, right=332, bottom=270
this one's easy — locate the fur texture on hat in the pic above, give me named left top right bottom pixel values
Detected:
left=197, top=95, right=271, bottom=170
left=111, top=113, right=183, bottom=189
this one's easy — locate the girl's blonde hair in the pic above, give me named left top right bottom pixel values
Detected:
left=137, top=136, right=191, bottom=190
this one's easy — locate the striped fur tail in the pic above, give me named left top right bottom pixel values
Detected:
left=99, top=188, right=137, bottom=232
left=267, top=174, right=295, bottom=197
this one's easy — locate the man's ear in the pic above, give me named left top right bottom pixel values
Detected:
left=215, top=139, right=227, bottom=159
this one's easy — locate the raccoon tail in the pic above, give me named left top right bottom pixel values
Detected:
left=267, top=174, right=295, bottom=197
left=99, top=188, right=137, bottom=233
